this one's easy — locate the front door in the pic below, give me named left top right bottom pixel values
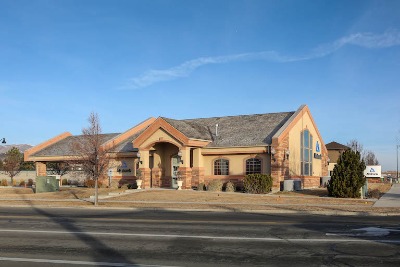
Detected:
left=171, top=155, right=180, bottom=189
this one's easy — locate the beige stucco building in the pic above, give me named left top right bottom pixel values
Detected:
left=326, top=141, right=350, bottom=176
left=25, top=105, right=328, bottom=190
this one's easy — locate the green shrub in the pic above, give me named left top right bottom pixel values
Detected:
left=243, top=174, right=273, bottom=194
left=1, top=179, right=8, bottom=186
left=62, top=178, right=68, bottom=185
left=327, top=149, right=366, bottom=198
left=207, top=180, right=223, bottom=191
left=197, top=182, right=205, bottom=191
left=224, top=181, right=236, bottom=192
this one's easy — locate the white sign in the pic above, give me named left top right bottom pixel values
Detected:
left=108, top=169, right=113, bottom=177
left=364, top=165, right=381, bottom=178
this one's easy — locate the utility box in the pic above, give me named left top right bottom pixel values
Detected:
left=35, top=176, right=59, bottom=193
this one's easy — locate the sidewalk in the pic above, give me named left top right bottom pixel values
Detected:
left=373, top=184, right=400, bottom=207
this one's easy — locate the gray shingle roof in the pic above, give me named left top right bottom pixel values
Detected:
left=32, top=111, right=296, bottom=157
left=32, top=133, right=120, bottom=157
left=163, top=111, right=295, bottom=147
left=108, top=131, right=144, bottom=153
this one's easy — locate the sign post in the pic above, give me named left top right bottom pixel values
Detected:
left=107, top=169, right=113, bottom=187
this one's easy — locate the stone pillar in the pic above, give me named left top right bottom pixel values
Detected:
left=138, top=150, right=151, bottom=189
left=151, top=167, right=162, bottom=188
left=177, top=147, right=192, bottom=189
left=192, top=148, right=204, bottom=186
left=178, top=167, right=193, bottom=189
left=191, top=167, right=205, bottom=187
left=270, top=137, right=290, bottom=189
left=36, top=162, right=47, bottom=176
left=139, top=168, right=151, bottom=188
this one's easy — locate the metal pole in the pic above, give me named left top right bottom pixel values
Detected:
left=397, top=145, right=399, bottom=179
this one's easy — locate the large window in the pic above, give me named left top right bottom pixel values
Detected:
left=214, top=159, right=229, bottom=175
left=301, top=129, right=313, bottom=176
left=246, top=158, right=262, bottom=175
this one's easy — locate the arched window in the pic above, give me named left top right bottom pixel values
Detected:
left=246, top=158, right=262, bottom=175
left=214, top=159, right=229, bottom=175
left=301, top=129, right=313, bottom=176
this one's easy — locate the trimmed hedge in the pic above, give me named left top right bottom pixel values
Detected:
left=243, top=174, right=273, bottom=194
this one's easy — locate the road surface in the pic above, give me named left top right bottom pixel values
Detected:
left=0, top=207, right=399, bottom=266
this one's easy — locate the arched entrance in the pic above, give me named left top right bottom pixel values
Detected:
left=150, top=142, right=180, bottom=188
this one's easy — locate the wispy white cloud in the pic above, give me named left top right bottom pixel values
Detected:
left=126, top=29, right=400, bottom=89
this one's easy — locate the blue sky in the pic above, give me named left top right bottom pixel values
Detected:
left=1, top=0, right=399, bottom=170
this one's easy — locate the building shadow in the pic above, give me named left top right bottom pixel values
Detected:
left=18, top=193, right=137, bottom=266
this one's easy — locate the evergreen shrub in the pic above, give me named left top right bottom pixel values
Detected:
left=327, top=149, right=366, bottom=198
left=224, top=181, right=236, bottom=192
left=243, top=174, right=273, bottom=194
left=207, top=180, right=223, bottom=191
left=197, top=182, right=205, bottom=191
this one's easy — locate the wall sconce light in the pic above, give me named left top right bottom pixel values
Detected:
left=327, top=157, right=330, bottom=166
left=1, top=138, right=5, bottom=144
left=177, top=150, right=184, bottom=164
left=136, top=152, right=142, bottom=165
left=285, top=149, right=290, bottom=160
left=270, top=147, right=276, bottom=162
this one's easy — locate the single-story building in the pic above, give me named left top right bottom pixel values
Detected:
left=24, top=104, right=328, bottom=190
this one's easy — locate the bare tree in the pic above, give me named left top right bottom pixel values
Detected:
left=347, top=139, right=380, bottom=165
left=347, top=139, right=364, bottom=154
left=364, top=150, right=379, bottom=165
left=2, top=147, right=23, bottom=185
left=72, top=112, right=110, bottom=206
left=47, top=162, right=71, bottom=177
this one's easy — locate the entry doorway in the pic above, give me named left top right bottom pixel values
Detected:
left=171, top=155, right=180, bottom=189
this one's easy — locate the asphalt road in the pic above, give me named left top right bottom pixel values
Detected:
left=0, top=207, right=399, bottom=266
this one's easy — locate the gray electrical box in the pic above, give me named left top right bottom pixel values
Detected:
left=35, top=176, right=59, bottom=193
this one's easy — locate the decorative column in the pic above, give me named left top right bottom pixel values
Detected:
left=191, top=148, right=204, bottom=187
left=270, top=137, right=290, bottom=189
left=178, top=147, right=192, bottom=189
left=138, top=150, right=151, bottom=189
left=36, top=162, right=47, bottom=176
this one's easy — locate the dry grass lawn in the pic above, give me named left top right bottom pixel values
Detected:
left=0, top=184, right=396, bottom=214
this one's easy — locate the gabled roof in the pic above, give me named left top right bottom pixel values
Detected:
left=26, top=117, right=156, bottom=160
left=32, top=133, right=120, bottom=157
left=326, top=141, right=349, bottom=150
left=26, top=107, right=304, bottom=160
left=162, top=111, right=295, bottom=147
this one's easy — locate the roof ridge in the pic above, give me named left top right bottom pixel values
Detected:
left=162, top=111, right=295, bottom=122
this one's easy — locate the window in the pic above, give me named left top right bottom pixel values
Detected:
left=301, top=129, right=313, bottom=176
left=246, top=158, right=262, bottom=175
left=214, top=159, right=229, bottom=175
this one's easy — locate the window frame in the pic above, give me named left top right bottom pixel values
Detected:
left=213, top=158, right=229, bottom=175
left=245, top=158, right=262, bottom=175
left=301, top=129, right=313, bottom=176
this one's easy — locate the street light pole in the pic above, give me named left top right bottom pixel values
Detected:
left=397, top=144, right=399, bottom=179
